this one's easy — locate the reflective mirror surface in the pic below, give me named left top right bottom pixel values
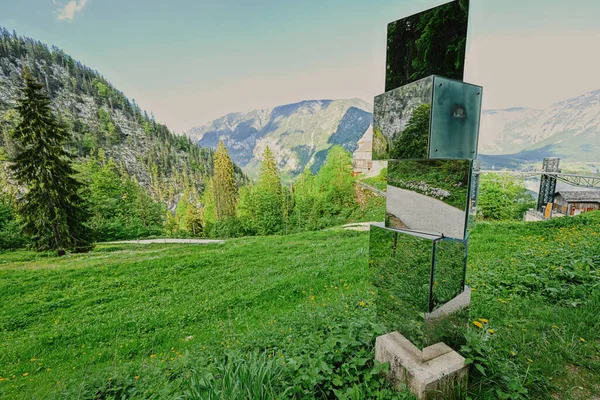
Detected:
left=467, top=160, right=481, bottom=233
left=431, top=238, right=467, bottom=310
left=429, top=77, right=482, bottom=159
left=385, top=0, right=469, bottom=92
left=370, top=224, right=437, bottom=349
left=373, top=76, right=433, bottom=160
left=385, top=159, right=472, bottom=239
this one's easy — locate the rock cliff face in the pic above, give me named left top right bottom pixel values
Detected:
left=0, top=28, right=244, bottom=203
left=186, top=99, right=373, bottom=179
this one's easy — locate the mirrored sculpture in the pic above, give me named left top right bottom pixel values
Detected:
left=385, top=159, right=472, bottom=239
left=385, top=0, right=469, bottom=92
left=370, top=224, right=469, bottom=350
left=371, top=0, right=479, bottom=396
left=373, top=76, right=482, bottom=160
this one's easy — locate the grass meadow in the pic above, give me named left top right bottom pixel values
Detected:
left=1, top=213, right=599, bottom=399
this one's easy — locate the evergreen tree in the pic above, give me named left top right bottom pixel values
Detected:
left=253, top=147, right=283, bottom=235
left=293, top=167, right=319, bottom=230
left=315, top=146, right=356, bottom=219
left=201, top=177, right=217, bottom=230
left=213, top=140, right=237, bottom=220
left=10, top=69, right=91, bottom=253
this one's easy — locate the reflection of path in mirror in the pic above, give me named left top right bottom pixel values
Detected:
left=387, top=186, right=465, bottom=238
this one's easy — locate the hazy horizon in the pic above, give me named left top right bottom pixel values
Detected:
left=2, top=0, right=600, bottom=133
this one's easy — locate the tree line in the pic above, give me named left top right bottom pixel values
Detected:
left=0, top=71, right=380, bottom=253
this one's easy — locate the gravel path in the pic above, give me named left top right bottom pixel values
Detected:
left=104, top=239, right=225, bottom=245
left=386, top=186, right=465, bottom=238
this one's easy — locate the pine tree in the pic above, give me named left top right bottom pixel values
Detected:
left=316, top=145, right=356, bottom=217
left=253, top=147, right=283, bottom=235
left=10, top=69, right=91, bottom=253
left=201, top=177, right=217, bottom=231
left=212, top=140, right=237, bottom=221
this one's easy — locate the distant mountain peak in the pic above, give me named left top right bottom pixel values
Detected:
left=186, top=98, right=373, bottom=179
left=479, top=88, right=600, bottom=166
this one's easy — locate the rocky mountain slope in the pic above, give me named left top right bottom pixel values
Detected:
left=186, top=99, right=372, bottom=179
left=0, top=28, right=245, bottom=204
left=479, top=89, right=600, bottom=167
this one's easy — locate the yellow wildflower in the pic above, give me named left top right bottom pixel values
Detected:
left=488, top=329, right=495, bottom=334
left=473, top=321, right=483, bottom=329
left=479, top=318, right=489, bottom=323
left=23, top=373, right=29, bottom=377
left=579, top=337, right=585, bottom=342
left=359, top=301, right=366, bottom=307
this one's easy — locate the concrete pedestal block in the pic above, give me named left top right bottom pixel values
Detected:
left=375, top=331, right=468, bottom=400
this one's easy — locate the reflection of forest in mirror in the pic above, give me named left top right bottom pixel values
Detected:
left=385, top=0, right=469, bottom=92
left=432, top=239, right=466, bottom=310
left=373, top=77, right=432, bottom=160
left=387, top=159, right=471, bottom=210
left=424, top=307, right=468, bottom=349
left=369, top=225, right=436, bottom=349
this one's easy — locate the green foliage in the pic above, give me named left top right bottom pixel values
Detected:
left=361, top=167, right=387, bottom=192
left=213, top=141, right=237, bottom=221
left=315, top=145, right=357, bottom=219
left=77, top=153, right=164, bottom=241
left=1, top=214, right=599, bottom=398
left=247, top=147, right=284, bottom=236
left=184, top=352, right=285, bottom=400
left=389, top=104, right=430, bottom=160
left=10, top=69, right=92, bottom=253
left=477, top=174, right=536, bottom=220
left=385, top=0, right=468, bottom=91
left=0, top=229, right=414, bottom=399
left=0, top=198, right=25, bottom=250
left=464, top=212, right=600, bottom=399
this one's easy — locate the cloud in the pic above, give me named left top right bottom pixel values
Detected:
left=56, top=0, right=88, bottom=21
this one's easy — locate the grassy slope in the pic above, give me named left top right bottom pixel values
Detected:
left=0, top=214, right=599, bottom=399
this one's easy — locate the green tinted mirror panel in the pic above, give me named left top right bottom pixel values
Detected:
left=370, top=224, right=470, bottom=350
left=423, top=300, right=469, bottom=349
left=369, top=224, right=438, bottom=349
left=385, top=159, right=472, bottom=238
left=373, top=76, right=433, bottom=160
left=429, top=76, right=482, bottom=159
left=385, top=0, right=469, bottom=92
left=467, top=160, right=481, bottom=234
left=431, top=238, right=467, bottom=310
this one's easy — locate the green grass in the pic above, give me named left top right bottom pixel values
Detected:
left=0, top=213, right=599, bottom=399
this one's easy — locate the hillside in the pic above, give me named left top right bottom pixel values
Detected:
left=479, top=89, right=600, bottom=169
left=186, top=99, right=372, bottom=179
left=1, top=213, right=599, bottom=399
left=0, top=28, right=245, bottom=206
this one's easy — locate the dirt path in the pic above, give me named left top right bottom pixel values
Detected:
left=104, top=239, right=225, bottom=245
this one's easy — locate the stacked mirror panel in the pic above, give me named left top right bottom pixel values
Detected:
left=373, top=76, right=482, bottom=161
left=370, top=225, right=469, bottom=350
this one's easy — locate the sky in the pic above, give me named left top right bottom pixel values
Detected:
left=1, top=0, right=600, bottom=133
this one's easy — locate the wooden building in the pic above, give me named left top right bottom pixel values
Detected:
left=553, top=190, right=600, bottom=216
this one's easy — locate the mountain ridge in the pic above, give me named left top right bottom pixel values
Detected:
left=186, top=87, right=599, bottom=176
left=0, top=27, right=246, bottom=208
left=186, top=98, right=373, bottom=179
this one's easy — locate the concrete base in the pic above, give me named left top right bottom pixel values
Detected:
left=375, top=332, right=468, bottom=400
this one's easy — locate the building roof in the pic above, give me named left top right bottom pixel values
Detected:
left=556, top=190, right=600, bottom=202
